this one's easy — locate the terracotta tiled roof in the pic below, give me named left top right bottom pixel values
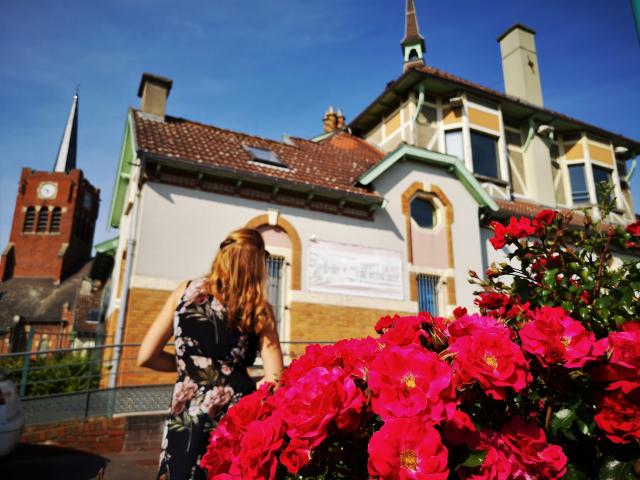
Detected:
left=412, top=65, right=640, bottom=147
left=350, top=64, right=640, bottom=149
left=133, top=111, right=385, bottom=200
left=494, top=198, right=606, bottom=227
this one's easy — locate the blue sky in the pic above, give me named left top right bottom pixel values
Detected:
left=1, top=0, right=639, bottom=248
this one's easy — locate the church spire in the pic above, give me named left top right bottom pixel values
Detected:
left=53, top=90, right=79, bottom=173
left=401, top=0, right=426, bottom=70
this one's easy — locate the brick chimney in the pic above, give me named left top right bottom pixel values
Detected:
left=138, top=73, right=173, bottom=118
left=497, top=25, right=544, bottom=107
left=323, top=106, right=338, bottom=133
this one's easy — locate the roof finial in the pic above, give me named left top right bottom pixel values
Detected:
left=53, top=91, right=79, bottom=173
left=401, top=0, right=426, bottom=70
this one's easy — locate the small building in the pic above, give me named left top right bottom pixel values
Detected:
left=104, top=1, right=640, bottom=386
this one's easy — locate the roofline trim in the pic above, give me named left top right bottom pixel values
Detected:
left=140, top=151, right=384, bottom=205
left=95, top=236, right=119, bottom=255
left=108, top=109, right=138, bottom=229
left=358, top=143, right=499, bottom=211
left=348, top=68, right=640, bottom=149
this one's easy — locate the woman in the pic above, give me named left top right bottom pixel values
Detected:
left=137, top=228, right=284, bottom=480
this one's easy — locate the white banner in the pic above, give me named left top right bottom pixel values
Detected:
left=307, top=240, right=403, bottom=300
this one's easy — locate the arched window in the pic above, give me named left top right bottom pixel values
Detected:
left=50, top=207, right=62, bottom=233
left=408, top=48, right=419, bottom=61
left=36, top=208, right=49, bottom=233
left=410, top=197, right=436, bottom=229
left=23, top=207, right=36, bottom=232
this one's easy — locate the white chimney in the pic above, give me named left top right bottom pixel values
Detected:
left=497, top=24, right=544, bottom=107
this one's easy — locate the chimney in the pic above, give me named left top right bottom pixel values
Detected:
left=137, top=73, right=173, bottom=118
left=323, top=106, right=338, bottom=133
left=336, top=109, right=345, bottom=129
left=497, top=24, right=543, bottom=107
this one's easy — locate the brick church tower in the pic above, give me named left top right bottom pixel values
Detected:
left=0, top=92, right=100, bottom=284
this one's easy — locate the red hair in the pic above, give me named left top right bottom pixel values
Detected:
left=207, top=228, right=274, bottom=334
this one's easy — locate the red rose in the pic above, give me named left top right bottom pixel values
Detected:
left=498, top=417, right=567, bottom=479
left=238, top=416, right=284, bottom=480
left=467, top=447, right=512, bottom=480
left=450, top=330, right=531, bottom=400
left=279, top=438, right=312, bottom=474
left=533, top=209, right=557, bottom=232
left=442, top=409, right=480, bottom=448
left=281, top=367, right=355, bottom=446
left=447, top=313, right=510, bottom=343
left=281, top=344, right=341, bottom=386
left=489, top=221, right=509, bottom=249
left=595, top=380, right=640, bottom=444
left=379, top=315, right=426, bottom=347
left=368, top=345, right=456, bottom=422
left=489, top=216, right=535, bottom=250
left=368, top=417, right=449, bottom=480
left=520, top=306, right=605, bottom=368
left=375, top=314, right=399, bottom=333
left=334, top=374, right=366, bottom=432
left=593, top=324, right=640, bottom=382
left=334, top=336, right=380, bottom=380
left=578, top=290, right=592, bottom=305
left=475, top=292, right=529, bottom=320
left=473, top=417, right=567, bottom=479
left=200, top=423, right=241, bottom=478
left=453, top=306, right=468, bottom=319
left=626, top=221, right=640, bottom=236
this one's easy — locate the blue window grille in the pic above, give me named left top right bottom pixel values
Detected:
left=417, top=274, right=440, bottom=316
left=266, top=255, right=285, bottom=336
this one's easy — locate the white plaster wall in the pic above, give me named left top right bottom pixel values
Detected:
left=133, top=158, right=487, bottom=309
left=372, top=160, right=485, bottom=308
left=133, top=182, right=402, bottom=291
left=481, top=227, right=509, bottom=273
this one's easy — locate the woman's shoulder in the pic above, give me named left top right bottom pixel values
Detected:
left=180, top=277, right=210, bottom=302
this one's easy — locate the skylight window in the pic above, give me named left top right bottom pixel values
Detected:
left=245, top=145, right=287, bottom=168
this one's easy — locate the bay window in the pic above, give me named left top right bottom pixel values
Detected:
left=445, top=129, right=464, bottom=160
left=470, top=131, right=499, bottom=179
left=568, top=164, right=589, bottom=204
left=592, top=166, right=613, bottom=204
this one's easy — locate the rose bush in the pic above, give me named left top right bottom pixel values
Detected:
left=201, top=188, right=640, bottom=479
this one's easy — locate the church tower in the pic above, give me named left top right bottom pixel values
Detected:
left=401, top=0, right=426, bottom=70
left=0, top=92, right=100, bottom=284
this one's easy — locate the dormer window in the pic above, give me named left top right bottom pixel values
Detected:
left=245, top=146, right=287, bottom=168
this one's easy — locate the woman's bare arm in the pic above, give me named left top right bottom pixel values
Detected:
left=257, top=318, right=284, bottom=390
left=137, top=281, right=188, bottom=372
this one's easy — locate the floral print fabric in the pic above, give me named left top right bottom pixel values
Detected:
left=158, top=278, right=259, bottom=480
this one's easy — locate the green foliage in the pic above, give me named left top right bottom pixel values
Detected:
left=0, top=352, right=101, bottom=397
left=475, top=183, right=640, bottom=478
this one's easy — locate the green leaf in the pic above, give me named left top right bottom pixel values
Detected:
left=562, top=464, right=590, bottom=480
left=599, top=456, right=636, bottom=480
left=551, top=407, right=576, bottom=436
left=461, top=450, right=487, bottom=468
left=543, top=269, right=559, bottom=287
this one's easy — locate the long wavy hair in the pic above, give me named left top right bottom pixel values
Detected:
left=207, top=228, right=274, bottom=334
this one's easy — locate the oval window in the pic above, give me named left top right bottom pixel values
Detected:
left=410, top=197, right=436, bottom=228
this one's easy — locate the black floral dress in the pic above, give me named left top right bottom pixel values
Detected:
left=157, top=278, right=259, bottom=480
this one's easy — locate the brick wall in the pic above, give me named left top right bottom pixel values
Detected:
left=289, top=302, right=415, bottom=354
left=118, top=287, right=175, bottom=386
left=20, top=413, right=167, bottom=455
left=21, top=416, right=126, bottom=455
